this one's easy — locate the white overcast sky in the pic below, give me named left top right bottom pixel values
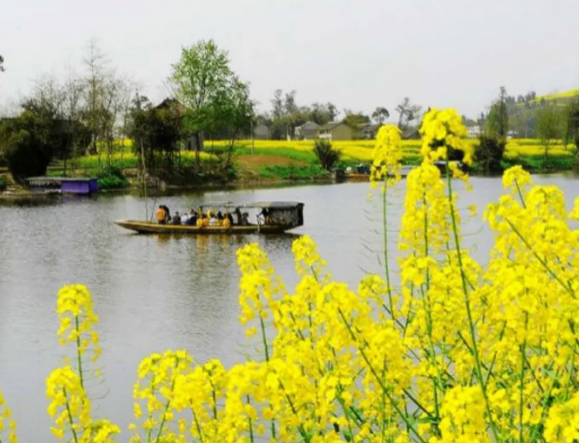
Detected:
left=1, top=0, right=578, bottom=118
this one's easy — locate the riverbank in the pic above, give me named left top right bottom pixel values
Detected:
left=1, top=137, right=577, bottom=197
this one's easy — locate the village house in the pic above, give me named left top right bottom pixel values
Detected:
left=357, top=123, right=381, bottom=139
left=317, top=121, right=355, bottom=141
left=253, top=124, right=271, bottom=140
left=294, top=121, right=320, bottom=140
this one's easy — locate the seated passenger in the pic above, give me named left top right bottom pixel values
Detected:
left=234, top=208, right=242, bottom=225
left=258, top=208, right=270, bottom=225
left=161, top=205, right=171, bottom=222
left=186, top=209, right=198, bottom=226
left=222, top=216, right=231, bottom=229
left=181, top=211, right=189, bottom=225
left=155, top=205, right=167, bottom=225
left=226, top=212, right=234, bottom=225
left=241, top=212, right=250, bottom=226
left=209, top=214, right=218, bottom=226
left=171, top=211, right=182, bottom=225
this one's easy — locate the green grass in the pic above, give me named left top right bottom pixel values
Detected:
left=97, top=174, right=129, bottom=190
left=258, top=165, right=328, bottom=180
left=225, top=147, right=317, bottom=163
left=501, top=155, right=577, bottom=172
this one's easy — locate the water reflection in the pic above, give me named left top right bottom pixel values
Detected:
left=2, top=177, right=579, bottom=443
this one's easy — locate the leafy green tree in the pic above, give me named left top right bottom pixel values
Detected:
left=130, top=103, right=182, bottom=176
left=565, top=99, right=579, bottom=149
left=309, top=103, right=336, bottom=126
left=474, top=135, right=506, bottom=175
left=171, top=40, right=250, bottom=167
left=486, top=87, right=509, bottom=139
left=343, top=111, right=370, bottom=139
left=536, top=105, right=563, bottom=169
left=0, top=100, right=70, bottom=182
left=208, top=78, right=254, bottom=171
left=313, top=139, right=341, bottom=171
left=372, top=107, right=390, bottom=125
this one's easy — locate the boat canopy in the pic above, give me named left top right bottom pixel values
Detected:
left=198, top=201, right=304, bottom=210
left=197, top=201, right=305, bottom=228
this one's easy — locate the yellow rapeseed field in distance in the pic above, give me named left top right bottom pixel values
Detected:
left=535, top=88, right=579, bottom=101
left=209, top=138, right=576, bottom=162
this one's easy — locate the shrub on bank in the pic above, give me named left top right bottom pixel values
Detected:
left=313, top=138, right=341, bottom=170
left=0, top=176, right=6, bottom=191
left=258, top=164, right=327, bottom=180
left=97, top=168, right=129, bottom=190
left=3, top=110, right=579, bottom=443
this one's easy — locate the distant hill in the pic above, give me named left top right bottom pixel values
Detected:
left=505, top=88, right=578, bottom=138
left=536, top=88, right=579, bottom=102
left=515, top=88, right=579, bottom=108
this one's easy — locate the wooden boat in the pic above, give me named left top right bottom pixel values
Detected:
left=115, top=201, right=304, bottom=235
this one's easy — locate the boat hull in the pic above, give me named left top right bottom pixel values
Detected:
left=114, top=220, right=295, bottom=235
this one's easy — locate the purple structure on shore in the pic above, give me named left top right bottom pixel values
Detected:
left=25, top=177, right=99, bottom=195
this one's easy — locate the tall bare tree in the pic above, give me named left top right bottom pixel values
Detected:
left=396, top=97, right=422, bottom=134
left=83, top=38, right=109, bottom=164
left=62, top=67, right=86, bottom=173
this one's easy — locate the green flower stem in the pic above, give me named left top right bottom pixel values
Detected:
left=74, top=315, right=84, bottom=389
left=382, top=180, right=396, bottom=321
left=519, top=313, right=528, bottom=443
left=191, top=405, right=205, bottom=443
left=146, top=374, right=158, bottom=443
left=63, top=387, right=80, bottom=443
left=246, top=395, right=255, bottom=443
left=278, top=379, right=310, bottom=442
left=505, top=219, right=575, bottom=298
left=338, top=308, right=427, bottom=443
left=154, top=358, right=179, bottom=443
left=444, top=160, right=499, bottom=441
left=514, top=179, right=527, bottom=208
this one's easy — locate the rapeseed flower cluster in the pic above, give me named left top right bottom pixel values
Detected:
left=4, top=108, right=579, bottom=442
left=0, top=383, right=16, bottom=443
left=47, top=284, right=120, bottom=443
left=370, top=125, right=403, bottom=184
left=420, top=108, right=472, bottom=165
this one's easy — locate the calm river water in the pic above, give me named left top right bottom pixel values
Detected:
left=0, top=175, right=578, bottom=442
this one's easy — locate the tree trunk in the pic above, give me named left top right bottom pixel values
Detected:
left=195, top=132, right=204, bottom=170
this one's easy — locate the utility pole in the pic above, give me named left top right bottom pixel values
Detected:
left=250, top=119, right=254, bottom=154
left=135, top=91, right=148, bottom=219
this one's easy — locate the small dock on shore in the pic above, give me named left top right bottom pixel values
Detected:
left=25, top=177, right=99, bottom=195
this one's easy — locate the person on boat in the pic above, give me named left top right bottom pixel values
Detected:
left=241, top=212, right=250, bottom=226
left=234, top=207, right=242, bottom=225
left=181, top=211, right=189, bottom=225
left=222, top=214, right=232, bottom=229
left=171, top=211, right=182, bottom=225
left=186, top=209, right=197, bottom=226
left=209, top=211, right=219, bottom=227
left=160, top=205, right=171, bottom=222
left=258, top=208, right=270, bottom=225
left=155, top=205, right=167, bottom=224
left=225, top=212, right=234, bottom=226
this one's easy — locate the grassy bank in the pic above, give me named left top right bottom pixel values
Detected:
left=2, top=138, right=577, bottom=193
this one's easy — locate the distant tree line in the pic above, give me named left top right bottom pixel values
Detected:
left=256, top=91, right=421, bottom=140
left=473, top=86, right=579, bottom=175
left=0, top=40, right=253, bottom=182
left=0, top=40, right=136, bottom=182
